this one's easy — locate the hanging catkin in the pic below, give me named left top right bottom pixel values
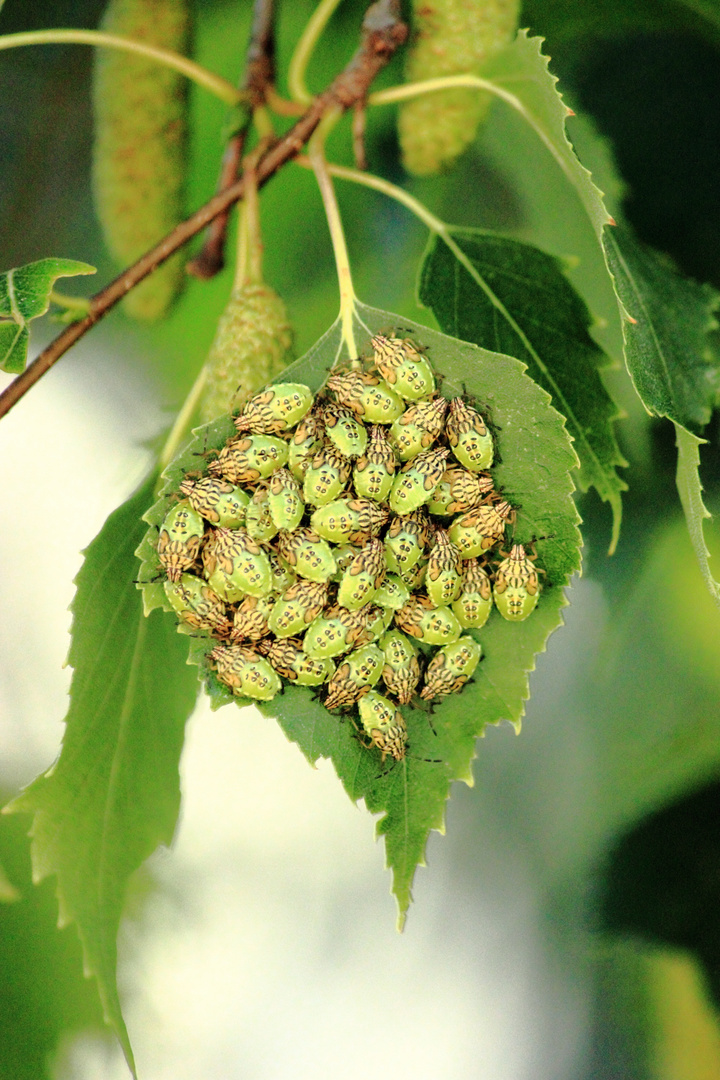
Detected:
left=399, top=0, right=519, bottom=176
left=198, top=284, right=295, bottom=424
left=92, top=0, right=190, bottom=320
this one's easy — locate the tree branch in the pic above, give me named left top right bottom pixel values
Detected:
left=186, top=0, right=277, bottom=281
left=244, top=0, right=276, bottom=102
left=184, top=132, right=248, bottom=281
left=0, top=0, right=406, bottom=422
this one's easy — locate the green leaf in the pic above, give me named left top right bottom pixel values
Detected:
left=479, top=30, right=612, bottom=241
left=675, top=425, right=720, bottom=611
left=602, top=223, right=720, bottom=607
left=5, top=473, right=199, bottom=1076
left=419, top=228, right=626, bottom=552
left=480, top=32, right=720, bottom=438
left=141, top=301, right=582, bottom=925
left=522, top=0, right=720, bottom=50
left=0, top=258, right=95, bottom=373
left=0, top=810, right=107, bottom=1078
left=604, top=223, right=720, bottom=431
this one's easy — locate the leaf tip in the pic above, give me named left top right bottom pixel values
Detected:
left=606, top=492, right=624, bottom=555
left=457, top=765, right=475, bottom=787
left=607, top=525, right=620, bottom=557
left=90, top=960, right=138, bottom=1078
left=0, top=880, right=20, bottom=904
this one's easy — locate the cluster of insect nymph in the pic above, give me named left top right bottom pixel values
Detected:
left=154, top=332, right=543, bottom=767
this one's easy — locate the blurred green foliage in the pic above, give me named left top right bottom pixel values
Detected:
left=0, top=805, right=106, bottom=1080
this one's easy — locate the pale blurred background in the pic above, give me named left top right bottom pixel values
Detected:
left=2, top=1, right=720, bottom=1078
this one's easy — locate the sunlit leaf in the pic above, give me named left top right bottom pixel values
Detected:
left=0, top=258, right=95, bottom=373
left=419, top=229, right=626, bottom=552
left=6, top=473, right=199, bottom=1076
left=479, top=30, right=612, bottom=241
left=140, top=301, right=582, bottom=924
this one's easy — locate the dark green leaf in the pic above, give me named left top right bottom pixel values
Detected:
left=602, top=224, right=720, bottom=607
left=6, top=473, right=198, bottom=1076
left=140, top=301, right=582, bottom=924
left=604, top=223, right=720, bottom=431
left=523, top=0, right=720, bottom=50
left=419, top=229, right=626, bottom=552
left=0, top=258, right=95, bottom=373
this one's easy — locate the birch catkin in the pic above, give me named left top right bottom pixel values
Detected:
left=198, top=284, right=294, bottom=424
left=399, top=0, right=519, bottom=176
left=92, top=0, right=190, bottom=320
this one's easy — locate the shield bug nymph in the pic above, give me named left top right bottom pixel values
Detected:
left=153, top=331, right=537, bottom=762
left=157, top=500, right=205, bottom=582
left=493, top=543, right=542, bottom=621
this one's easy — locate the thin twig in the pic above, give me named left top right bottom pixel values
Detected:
left=0, top=0, right=407, bottom=422
left=185, top=129, right=249, bottom=280
left=243, top=0, right=276, bottom=102
left=265, top=86, right=305, bottom=116
left=352, top=99, right=368, bottom=170
left=187, top=0, right=277, bottom=280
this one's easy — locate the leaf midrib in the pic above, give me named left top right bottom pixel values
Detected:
left=605, top=229, right=675, bottom=418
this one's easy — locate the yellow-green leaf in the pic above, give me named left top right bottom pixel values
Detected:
left=0, top=258, right=95, bottom=373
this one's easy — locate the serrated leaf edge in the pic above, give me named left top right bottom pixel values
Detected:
left=419, top=228, right=624, bottom=548
left=675, top=424, right=720, bottom=610
left=481, top=31, right=613, bottom=240
left=136, top=302, right=583, bottom=926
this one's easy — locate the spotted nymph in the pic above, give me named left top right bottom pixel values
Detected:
left=152, top=334, right=543, bottom=763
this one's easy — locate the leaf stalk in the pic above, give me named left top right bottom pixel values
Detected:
left=288, top=0, right=345, bottom=104
left=158, top=367, right=209, bottom=477
left=308, top=113, right=359, bottom=358
left=370, top=72, right=607, bottom=237
left=188, top=0, right=278, bottom=280
left=0, top=28, right=241, bottom=104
